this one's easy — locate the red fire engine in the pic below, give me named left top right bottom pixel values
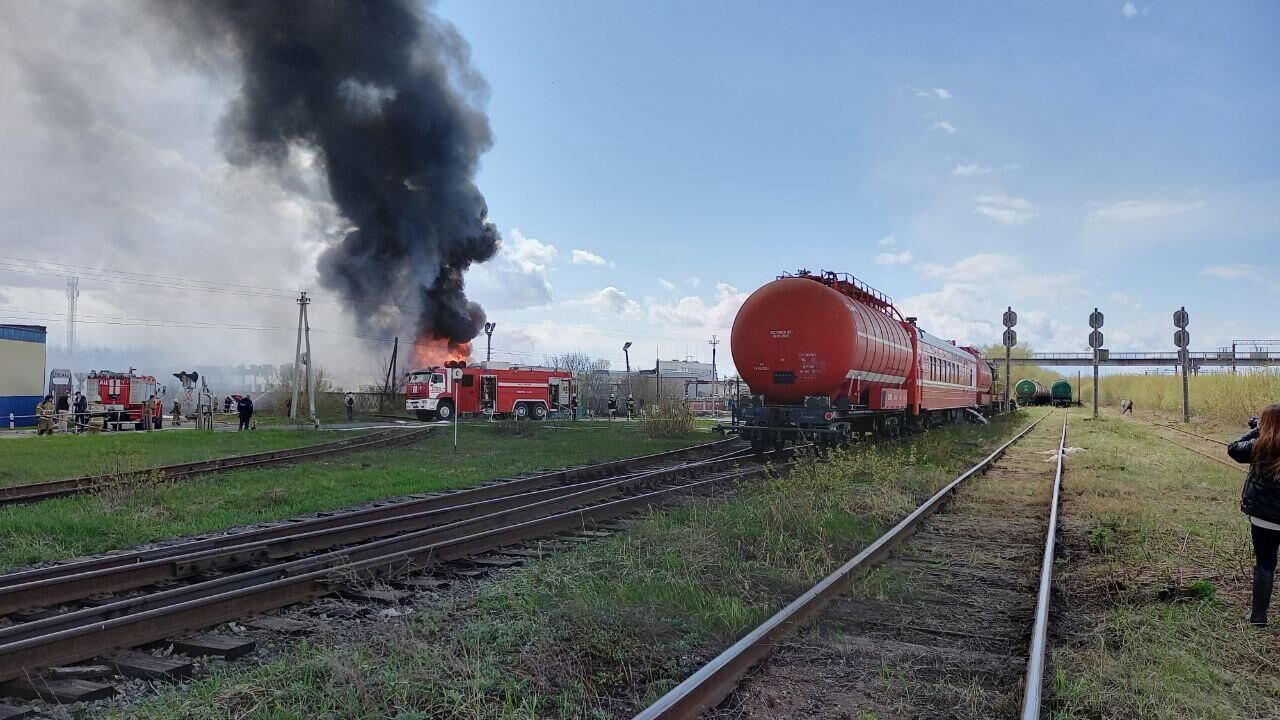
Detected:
left=86, top=369, right=160, bottom=430
left=405, top=362, right=574, bottom=421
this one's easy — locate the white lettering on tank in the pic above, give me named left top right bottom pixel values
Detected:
left=769, top=330, right=792, bottom=339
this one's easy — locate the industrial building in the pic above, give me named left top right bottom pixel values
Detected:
left=0, top=324, right=47, bottom=428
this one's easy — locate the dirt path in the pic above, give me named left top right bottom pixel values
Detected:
left=713, top=415, right=1064, bottom=719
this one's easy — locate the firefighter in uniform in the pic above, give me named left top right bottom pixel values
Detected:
left=608, top=393, right=618, bottom=418
left=142, top=395, right=154, bottom=431
left=626, top=394, right=636, bottom=419
left=35, top=395, right=55, bottom=436
left=172, top=399, right=183, bottom=427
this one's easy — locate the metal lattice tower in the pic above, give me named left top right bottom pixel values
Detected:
left=65, top=277, right=79, bottom=360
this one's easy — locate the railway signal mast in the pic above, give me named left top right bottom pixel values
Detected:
left=1174, top=307, right=1190, bottom=423
left=1088, top=308, right=1104, bottom=419
left=1002, top=307, right=1017, bottom=413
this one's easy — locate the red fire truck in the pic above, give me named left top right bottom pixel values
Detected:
left=85, top=369, right=161, bottom=430
left=405, top=362, right=574, bottom=421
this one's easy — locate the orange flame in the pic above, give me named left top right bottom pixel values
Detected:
left=412, top=336, right=472, bottom=368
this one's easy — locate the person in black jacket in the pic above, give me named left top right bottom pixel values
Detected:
left=237, top=395, right=254, bottom=431
left=1227, top=403, right=1280, bottom=626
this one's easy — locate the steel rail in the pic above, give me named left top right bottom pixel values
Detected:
left=1020, top=409, right=1069, bottom=720
left=0, top=446, right=750, bottom=615
left=0, top=437, right=738, bottom=590
left=631, top=411, right=1052, bottom=720
left=0, top=453, right=775, bottom=681
left=1147, top=420, right=1229, bottom=446
left=1128, top=417, right=1240, bottom=470
left=0, top=427, right=433, bottom=505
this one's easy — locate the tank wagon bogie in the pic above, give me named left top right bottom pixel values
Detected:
left=730, top=270, right=1001, bottom=451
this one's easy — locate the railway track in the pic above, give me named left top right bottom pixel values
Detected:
left=0, top=438, right=759, bottom=698
left=0, top=426, right=432, bottom=506
left=1126, top=415, right=1239, bottom=471
left=633, top=410, right=1068, bottom=720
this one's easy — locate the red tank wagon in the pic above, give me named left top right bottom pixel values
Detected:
left=730, top=270, right=1000, bottom=450
left=405, top=362, right=574, bottom=421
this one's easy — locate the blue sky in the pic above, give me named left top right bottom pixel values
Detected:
left=1, top=1, right=1276, bottom=384
left=443, top=0, right=1279, bottom=371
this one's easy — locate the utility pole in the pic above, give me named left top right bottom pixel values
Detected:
left=1174, top=307, right=1190, bottom=423
left=708, top=335, right=720, bottom=382
left=1088, top=308, right=1104, bottom=420
left=65, top=277, right=79, bottom=363
left=380, top=336, right=399, bottom=412
left=291, top=292, right=305, bottom=423
left=483, top=322, right=496, bottom=363
left=291, top=291, right=317, bottom=427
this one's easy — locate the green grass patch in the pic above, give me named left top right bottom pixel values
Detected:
left=0, top=428, right=354, bottom=488
left=0, top=422, right=705, bottom=571
left=118, top=414, right=1028, bottom=720
left=1046, top=407, right=1280, bottom=720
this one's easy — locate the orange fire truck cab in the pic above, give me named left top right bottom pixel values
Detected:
left=405, top=362, right=574, bottom=422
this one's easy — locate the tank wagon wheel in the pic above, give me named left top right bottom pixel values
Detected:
left=436, top=402, right=454, bottom=421
left=532, top=404, right=548, bottom=421
left=514, top=403, right=529, bottom=420
left=415, top=410, right=435, bottom=422
left=750, top=434, right=767, bottom=455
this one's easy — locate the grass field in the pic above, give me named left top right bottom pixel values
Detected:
left=115, top=413, right=1030, bottom=720
left=1047, top=407, right=1280, bottom=719
left=0, top=428, right=355, bottom=488
left=0, top=422, right=706, bottom=572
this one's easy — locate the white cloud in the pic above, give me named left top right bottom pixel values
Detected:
left=686, top=276, right=701, bottom=288
left=874, top=249, right=914, bottom=266
left=570, top=249, right=607, bottom=266
left=571, top=286, right=641, bottom=317
left=877, top=235, right=896, bottom=247
left=917, top=253, right=1024, bottom=283
left=465, top=228, right=556, bottom=311
left=912, top=87, right=953, bottom=100
left=658, top=278, right=677, bottom=291
left=1092, top=199, right=1205, bottom=222
left=1122, top=2, right=1138, bottom=18
left=1203, top=264, right=1261, bottom=281
left=952, top=162, right=1020, bottom=176
left=931, top=120, right=958, bottom=135
left=648, top=282, right=747, bottom=329
left=1108, top=291, right=1143, bottom=310
left=973, top=194, right=1038, bottom=225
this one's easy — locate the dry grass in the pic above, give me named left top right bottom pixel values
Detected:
left=1079, top=369, right=1280, bottom=426
left=641, top=398, right=696, bottom=437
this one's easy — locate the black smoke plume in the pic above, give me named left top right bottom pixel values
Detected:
left=160, top=0, right=499, bottom=347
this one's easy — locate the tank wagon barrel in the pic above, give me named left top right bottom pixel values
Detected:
left=1015, top=379, right=1052, bottom=405
left=1050, top=379, right=1073, bottom=407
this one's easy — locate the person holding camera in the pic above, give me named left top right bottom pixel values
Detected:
left=1228, top=405, right=1280, bottom=627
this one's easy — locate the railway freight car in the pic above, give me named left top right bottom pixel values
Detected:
left=1051, top=379, right=1073, bottom=407
left=0, top=324, right=46, bottom=428
left=1015, top=379, right=1051, bottom=406
left=730, top=270, right=999, bottom=451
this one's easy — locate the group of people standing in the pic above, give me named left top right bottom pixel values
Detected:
left=34, top=392, right=89, bottom=435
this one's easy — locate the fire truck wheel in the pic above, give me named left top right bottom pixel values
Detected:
left=415, top=410, right=435, bottom=422
left=436, top=402, right=454, bottom=421
left=532, top=404, right=547, bottom=421
left=514, top=403, right=529, bottom=420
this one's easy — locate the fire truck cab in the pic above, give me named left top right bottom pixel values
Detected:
left=405, top=362, right=574, bottom=422
left=85, top=369, right=160, bottom=431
